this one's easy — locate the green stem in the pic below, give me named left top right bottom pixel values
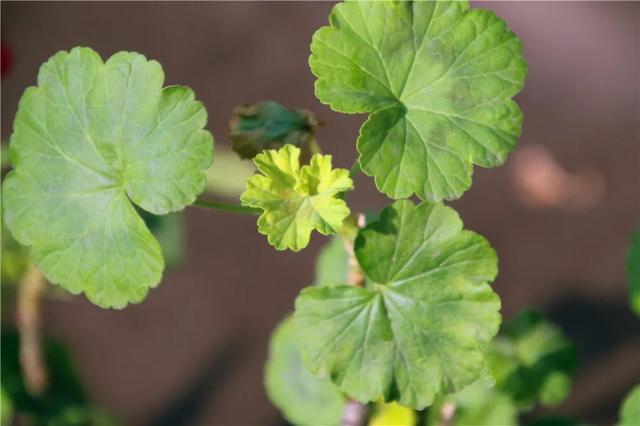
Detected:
left=349, top=160, right=361, bottom=179
left=308, top=136, right=322, bottom=155
left=192, top=197, right=260, bottom=215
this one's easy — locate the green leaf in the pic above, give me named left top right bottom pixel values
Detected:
left=620, top=385, right=640, bottom=426
left=314, top=236, right=350, bottom=286
left=1, top=329, right=86, bottom=422
left=1, top=218, right=29, bottom=286
left=265, top=316, right=345, bottom=426
left=294, top=200, right=500, bottom=409
left=1, top=329, right=117, bottom=426
left=241, top=144, right=352, bottom=251
left=1, top=143, right=11, bottom=169
left=491, top=310, right=576, bottom=409
left=528, top=417, right=583, bottom=426
left=49, top=406, right=117, bottom=426
left=1, top=387, right=13, bottom=426
left=230, top=101, right=319, bottom=161
left=1, top=47, right=213, bottom=308
left=310, top=0, right=526, bottom=201
left=626, top=227, right=640, bottom=316
left=427, top=381, right=517, bottom=426
left=138, top=210, right=184, bottom=270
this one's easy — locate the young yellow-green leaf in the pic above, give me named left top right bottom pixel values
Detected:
left=294, top=200, right=500, bottom=409
left=627, top=228, right=640, bottom=316
left=265, top=316, right=345, bottom=426
left=620, top=385, right=640, bottom=426
left=230, top=101, right=319, bottom=161
left=1, top=47, right=213, bottom=308
left=369, top=402, right=414, bottom=426
left=310, top=0, right=526, bottom=201
left=241, top=145, right=352, bottom=251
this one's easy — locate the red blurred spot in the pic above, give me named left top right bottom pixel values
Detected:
left=1, top=42, right=14, bottom=77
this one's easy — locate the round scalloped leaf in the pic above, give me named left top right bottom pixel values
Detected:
left=310, top=0, right=526, bottom=202
left=240, top=145, right=352, bottom=251
left=294, top=200, right=500, bottom=409
left=265, top=316, right=345, bottom=426
left=2, top=47, right=213, bottom=308
left=314, top=236, right=349, bottom=286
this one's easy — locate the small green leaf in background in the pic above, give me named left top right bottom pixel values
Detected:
left=426, top=381, right=518, bottom=426
left=1, top=143, right=30, bottom=288
left=137, top=210, right=185, bottom=270
left=626, top=228, right=640, bottom=316
left=204, top=147, right=256, bottom=199
left=310, top=0, right=526, bottom=202
left=0, top=387, right=13, bottom=426
left=1, top=329, right=116, bottom=426
left=241, top=144, right=352, bottom=251
left=230, top=101, right=320, bottom=161
left=491, top=309, right=576, bottom=410
left=528, top=417, right=583, bottom=426
left=294, top=200, right=500, bottom=409
left=265, top=316, right=344, bottom=426
left=620, top=385, right=640, bottom=426
left=1, top=219, right=29, bottom=286
left=1, top=47, right=213, bottom=308
left=314, top=236, right=349, bottom=286
left=424, top=310, right=575, bottom=425
left=1, top=143, right=11, bottom=169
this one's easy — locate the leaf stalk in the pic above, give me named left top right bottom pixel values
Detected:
left=192, top=198, right=260, bottom=215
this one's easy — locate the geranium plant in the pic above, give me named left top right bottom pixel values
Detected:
left=1, top=1, right=637, bottom=425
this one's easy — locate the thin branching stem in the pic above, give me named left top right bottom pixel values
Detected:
left=349, top=160, right=361, bottom=179
left=192, top=197, right=260, bottom=215
left=17, top=263, right=48, bottom=395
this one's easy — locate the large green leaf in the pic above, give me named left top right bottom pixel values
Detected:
left=294, top=200, right=500, bottom=409
left=310, top=0, right=526, bottom=201
left=620, top=385, right=640, bottom=426
left=627, top=228, right=640, bottom=316
left=1, top=47, right=213, bottom=308
left=265, top=316, right=345, bottom=426
left=314, top=236, right=349, bottom=286
left=241, top=144, right=352, bottom=251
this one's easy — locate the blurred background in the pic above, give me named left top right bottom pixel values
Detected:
left=1, top=1, right=638, bottom=425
